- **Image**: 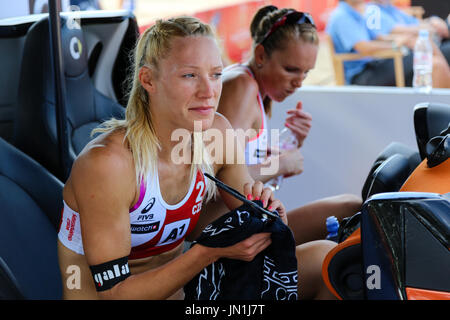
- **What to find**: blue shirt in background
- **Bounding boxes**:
[326,2,377,84]
[367,3,419,37]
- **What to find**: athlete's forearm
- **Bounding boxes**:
[97,244,217,300]
[247,157,282,183]
[353,40,396,55]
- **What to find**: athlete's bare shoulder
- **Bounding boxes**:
[219,66,260,131]
[64,128,136,210]
[222,65,259,98]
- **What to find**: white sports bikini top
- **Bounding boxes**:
[223,64,268,165]
[58,169,206,260]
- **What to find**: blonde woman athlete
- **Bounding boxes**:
[57,16,336,300]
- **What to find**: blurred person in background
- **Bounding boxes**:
[119,0,135,11]
[326,0,450,87]
[70,0,100,11]
[369,0,450,64]
[195,6,362,247]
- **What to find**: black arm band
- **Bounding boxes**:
[89,256,131,292]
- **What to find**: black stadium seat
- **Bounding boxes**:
[0,257,24,299]
[363,153,412,200]
[414,102,450,160]
[361,142,421,201]
[13,16,125,181]
[361,102,450,200]
[0,137,62,299]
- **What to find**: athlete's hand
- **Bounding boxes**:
[215,232,273,261]
[243,181,288,225]
[285,101,312,147]
[279,147,304,178]
[265,145,303,181]
[427,16,449,39]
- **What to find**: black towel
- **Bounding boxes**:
[184,201,298,300]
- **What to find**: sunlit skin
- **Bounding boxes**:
[58,34,287,300]
[254,39,318,102]
[140,36,223,134]
[208,25,361,301]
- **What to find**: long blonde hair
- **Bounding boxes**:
[93,17,217,202]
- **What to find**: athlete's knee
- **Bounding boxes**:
[315,239,337,258]
[432,55,450,74]
[299,240,336,266]
[338,193,362,211]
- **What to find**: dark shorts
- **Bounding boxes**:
[351,51,414,87]
[351,41,450,87]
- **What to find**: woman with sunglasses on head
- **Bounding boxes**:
[209,6,362,246]
[57,15,336,300]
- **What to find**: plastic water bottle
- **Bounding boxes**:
[267,127,298,191]
[413,29,433,94]
[326,216,340,242]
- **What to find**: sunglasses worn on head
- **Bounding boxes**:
[258,10,316,45]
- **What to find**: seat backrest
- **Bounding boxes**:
[13,16,125,180]
[323,33,404,87]
[0,257,24,300]
[324,33,345,86]
[401,121,450,194]
[361,142,421,201]
[365,154,413,199]
[0,137,63,299]
[414,102,450,160]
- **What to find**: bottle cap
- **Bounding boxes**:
[326,216,339,233]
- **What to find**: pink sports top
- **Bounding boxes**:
[58,169,206,260]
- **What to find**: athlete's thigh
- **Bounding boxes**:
[296,240,336,300]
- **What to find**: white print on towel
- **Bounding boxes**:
[202,209,269,237]
[202,209,248,236]
[195,261,225,300]
[261,256,298,300]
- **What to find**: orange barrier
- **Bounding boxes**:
[392,0,412,8]
[271,0,338,32]
[406,287,450,300]
[196,0,340,63]
[137,0,340,64]
[322,157,450,300]
[137,0,415,64]
[400,159,450,194]
[194,1,264,64]
[321,228,361,300]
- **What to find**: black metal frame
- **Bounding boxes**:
[48,0,70,181]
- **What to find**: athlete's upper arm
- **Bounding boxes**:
[210,113,254,210]
[218,74,259,131]
[69,144,136,267]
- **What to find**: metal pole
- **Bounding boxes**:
[48,0,70,181]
